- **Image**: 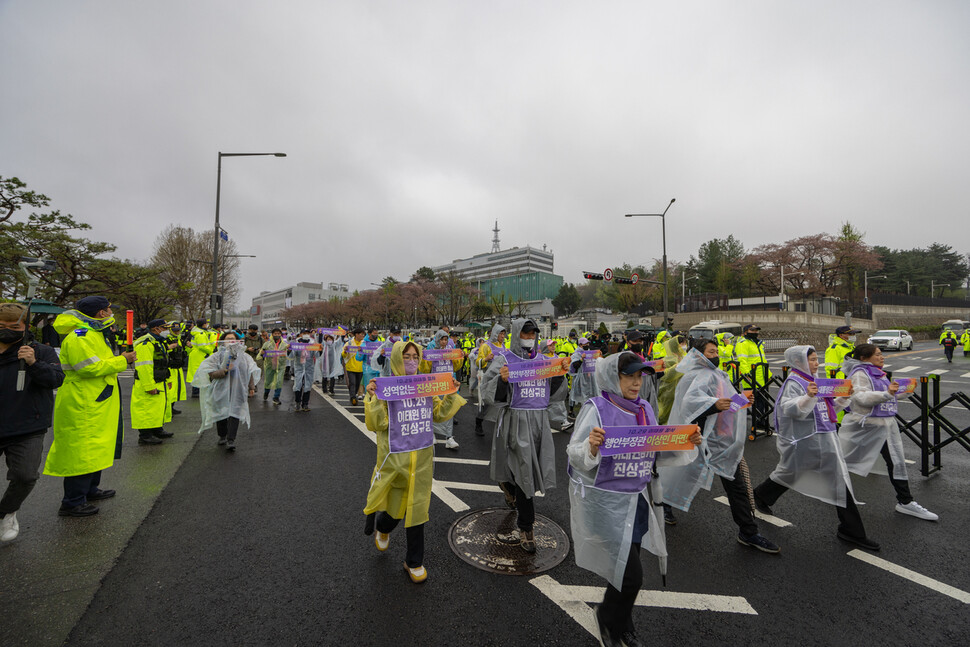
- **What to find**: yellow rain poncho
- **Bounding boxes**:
[44,310,129,477]
[363,341,465,527]
[130,333,172,429]
[186,326,215,383]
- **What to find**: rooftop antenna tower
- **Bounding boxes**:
[491,220,501,253]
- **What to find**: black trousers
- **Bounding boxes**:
[375,512,425,567]
[0,432,45,515]
[514,483,535,531]
[326,377,335,394]
[944,347,954,362]
[294,389,311,406]
[721,462,758,536]
[347,371,363,400]
[599,542,642,638]
[755,477,866,538]
[62,470,102,508]
[216,417,240,441]
[138,426,164,440]
[881,442,913,504]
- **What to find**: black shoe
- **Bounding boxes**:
[753,492,774,516]
[153,430,174,438]
[520,529,536,554]
[475,426,485,437]
[273,398,282,406]
[263,393,269,401]
[620,631,644,647]
[737,532,781,554]
[592,604,621,647]
[58,503,99,517]
[226,440,236,451]
[138,436,163,445]
[837,530,880,551]
[171,408,182,415]
[86,489,116,501]
[217,438,227,446]
[663,506,677,526]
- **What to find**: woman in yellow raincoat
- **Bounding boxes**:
[363,340,465,583]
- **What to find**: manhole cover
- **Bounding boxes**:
[447,507,570,575]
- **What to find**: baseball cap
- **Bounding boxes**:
[836,326,861,335]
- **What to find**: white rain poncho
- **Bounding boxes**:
[839,357,908,480]
[477,324,509,424]
[290,340,319,393]
[481,318,557,497]
[569,347,599,406]
[315,338,344,381]
[656,337,688,424]
[566,353,696,590]
[661,348,747,511]
[766,345,854,507]
[426,331,460,440]
[192,342,262,434]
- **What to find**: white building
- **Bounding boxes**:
[432,245,555,282]
[250,281,350,329]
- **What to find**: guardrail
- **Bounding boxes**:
[892,373,970,477]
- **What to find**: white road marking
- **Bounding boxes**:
[847,550,970,603]
[891,366,918,373]
[929,370,949,375]
[434,457,490,466]
[713,496,792,527]
[961,373,970,378]
[530,573,757,640]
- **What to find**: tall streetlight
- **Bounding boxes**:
[864,270,887,303]
[211,151,286,324]
[625,198,676,330]
[931,281,950,299]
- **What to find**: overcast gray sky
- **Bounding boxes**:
[3,1,968,308]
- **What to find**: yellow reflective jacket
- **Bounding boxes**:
[187,326,215,382]
[44,311,128,477]
[130,334,172,429]
[824,338,854,379]
[734,336,772,387]
[651,331,668,360]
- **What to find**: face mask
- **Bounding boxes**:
[519,338,535,349]
[0,328,25,344]
[369,335,378,341]
[273,336,281,342]
[403,359,420,375]
[300,337,310,342]
[581,345,589,350]
[746,332,759,340]
[160,330,171,338]
[390,335,401,343]
[629,344,642,353]
[708,356,720,368]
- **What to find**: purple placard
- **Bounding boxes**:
[388,398,434,453]
[288,342,322,352]
[375,373,457,401]
[581,350,597,374]
[506,357,566,383]
[599,425,698,455]
[422,348,464,361]
[728,393,751,412]
[262,349,285,357]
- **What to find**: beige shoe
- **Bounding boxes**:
[375,532,390,552]
[404,563,427,583]
[1,512,19,542]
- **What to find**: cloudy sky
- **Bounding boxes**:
[3,1,968,308]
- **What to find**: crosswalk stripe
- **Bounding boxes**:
[960,373,970,378]
[713,497,792,527]
[892,366,918,373]
[929,369,949,375]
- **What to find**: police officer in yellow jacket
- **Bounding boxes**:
[715,332,735,375]
[734,324,773,430]
[166,321,189,415]
[131,319,175,445]
[44,297,136,517]
[652,330,669,360]
[187,318,215,395]
[824,326,858,379]
[961,329,970,358]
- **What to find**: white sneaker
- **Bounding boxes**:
[444,437,459,450]
[560,421,574,432]
[1,512,19,542]
[375,532,390,552]
[895,501,939,521]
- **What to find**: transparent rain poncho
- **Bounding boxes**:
[568,346,599,406]
[290,341,318,392]
[566,353,696,590]
[476,324,508,423]
[661,348,747,511]
[766,345,855,507]
[315,338,344,380]
[656,336,687,424]
[192,342,261,434]
[838,357,908,480]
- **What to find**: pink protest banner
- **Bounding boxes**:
[288,342,322,351]
[262,349,286,357]
[506,357,567,383]
[375,373,458,401]
[422,348,465,361]
[894,378,917,395]
[599,425,699,455]
[816,378,852,398]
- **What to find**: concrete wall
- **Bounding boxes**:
[871,304,970,332]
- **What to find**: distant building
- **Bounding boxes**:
[250,281,350,328]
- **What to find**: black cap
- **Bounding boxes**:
[196,318,208,326]
[836,326,861,335]
[147,318,168,329]
[75,296,110,317]
[390,325,402,334]
[743,324,761,332]
[248,324,258,330]
[618,351,653,375]
[626,330,644,342]
[521,321,539,334]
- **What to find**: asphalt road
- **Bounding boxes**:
[3,342,969,646]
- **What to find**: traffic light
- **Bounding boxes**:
[552,322,559,330]
[583,272,604,281]
[614,276,634,285]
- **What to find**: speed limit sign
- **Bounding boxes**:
[631,273,639,285]
[604,268,614,282]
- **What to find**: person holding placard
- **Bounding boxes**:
[421,330,464,449]
[258,329,288,405]
[363,341,465,583]
[839,344,938,521]
[473,323,509,437]
[290,329,319,412]
[193,333,260,451]
[481,318,570,553]
[543,340,572,431]
[567,351,700,647]
[752,346,883,551]
[662,340,779,554]
[342,328,367,406]
[568,336,599,416]
[371,324,403,379]
[316,333,343,395]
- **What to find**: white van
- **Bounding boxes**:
[688,320,744,341]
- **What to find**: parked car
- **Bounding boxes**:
[868,329,914,351]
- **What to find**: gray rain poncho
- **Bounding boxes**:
[481,318,556,497]
[477,323,508,423]
[315,337,344,381]
[661,348,747,511]
[290,339,318,393]
[839,357,908,480]
[566,353,696,590]
[767,345,854,507]
[192,342,262,434]
[546,342,569,427]
[568,347,599,406]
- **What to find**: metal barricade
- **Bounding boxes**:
[733,363,788,441]
[894,374,970,477]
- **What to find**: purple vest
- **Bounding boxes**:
[573,395,656,494]
[784,374,837,433]
[387,397,434,453]
[850,364,897,417]
[506,353,550,410]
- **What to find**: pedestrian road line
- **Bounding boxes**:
[713,497,792,527]
[529,574,757,641]
[891,366,918,373]
[961,373,970,378]
[847,550,970,604]
[926,357,946,362]
[928,369,949,375]
[435,457,490,466]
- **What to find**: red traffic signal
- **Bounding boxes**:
[614,276,634,285]
[583,272,604,281]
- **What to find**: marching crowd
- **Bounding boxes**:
[0,295,944,647]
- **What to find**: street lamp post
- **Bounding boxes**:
[211,152,286,325]
[625,198,676,330]
[931,281,950,299]
[864,270,887,303]
[681,273,698,303]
